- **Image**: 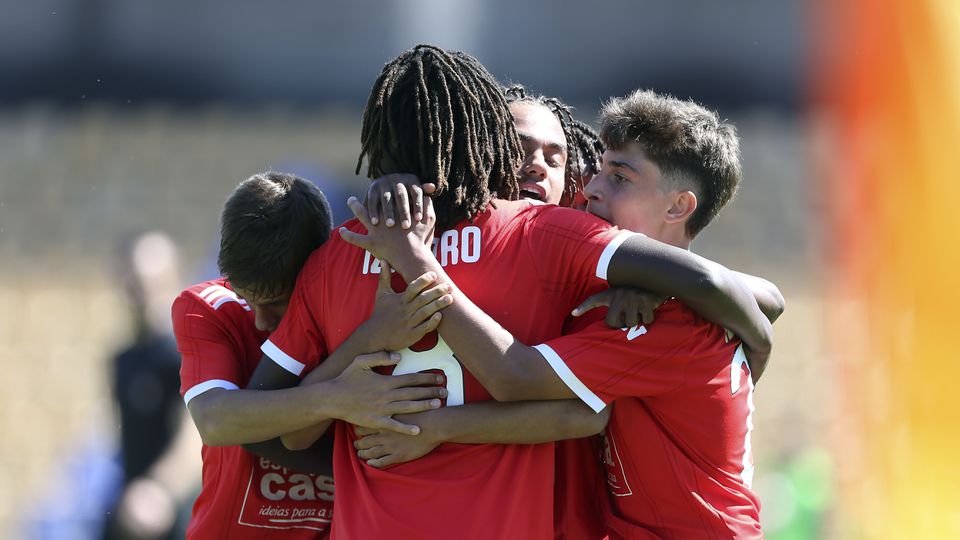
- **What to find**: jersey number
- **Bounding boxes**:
[731,345,755,487]
[392,335,465,406]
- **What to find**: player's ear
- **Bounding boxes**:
[665,191,697,224]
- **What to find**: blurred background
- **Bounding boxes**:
[0,1,956,538]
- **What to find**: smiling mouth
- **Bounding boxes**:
[519,182,546,202]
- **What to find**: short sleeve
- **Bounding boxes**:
[534,306,693,412]
[173,292,244,405]
[524,206,636,300]
[261,254,328,377]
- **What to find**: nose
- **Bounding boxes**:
[253,308,278,333]
[582,174,602,201]
[521,151,548,180]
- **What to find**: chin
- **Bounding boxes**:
[585,206,607,221]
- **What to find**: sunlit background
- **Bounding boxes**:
[1,1,956,538]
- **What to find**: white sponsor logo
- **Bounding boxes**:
[257,458,334,502]
[237,457,333,530]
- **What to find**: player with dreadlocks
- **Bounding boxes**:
[356,47,521,230]
[251,44,772,538]
[505,84,604,206]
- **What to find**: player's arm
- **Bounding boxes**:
[188,267,449,446]
[577,272,783,330]
[243,263,452,451]
[363,179,774,360]
[732,271,785,323]
[339,200,770,399]
[603,234,773,369]
[352,400,610,468]
[225,348,444,472]
[187,348,425,445]
[175,292,341,447]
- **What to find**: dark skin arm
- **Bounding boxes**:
[241,433,335,476]
[732,271,785,323]
[352,400,610,468]
[366,177,777,372]
[340,196,773,401]
[604,234,772,367]
[575,274,783,329]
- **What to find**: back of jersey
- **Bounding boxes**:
[266,200,630,539]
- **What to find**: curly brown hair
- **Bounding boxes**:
[600,89,741,237]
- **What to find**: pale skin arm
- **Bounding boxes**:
[237,262,454,453]
[352,401,611,468]
[187,264,452,447]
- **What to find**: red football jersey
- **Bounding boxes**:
[553,436,608,540]
[262,200,633,540]
[174,279,334,539]
[535,299,762,539]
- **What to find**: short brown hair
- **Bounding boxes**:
[217,172,332,299]
[600,89,741,237]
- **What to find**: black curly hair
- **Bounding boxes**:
[357,45,524,230]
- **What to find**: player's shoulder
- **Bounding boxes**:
[528,203,612,232]
[301,217,367,271]
[488,199,611,231]
[175,278,251,314]
[311,218,366,259]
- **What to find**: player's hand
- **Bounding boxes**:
[742,344,770,384]
[572,287,668,328]
[364,261,452,351]
[340,194,437,269]
[326,352,447,435]
[365,173,437,229]
[352,411,443,468]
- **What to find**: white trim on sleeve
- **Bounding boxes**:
[595,231,637,281]
[183,379,240,406]
[533,344,607,413]
[261,339,306,376]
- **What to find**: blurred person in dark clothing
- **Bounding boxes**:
[103,231,201,540]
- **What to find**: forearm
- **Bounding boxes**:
[414,400,608,445]
[188,385,338,446]
[382,244,574,401]
[607,236,772,355]
[279,326,386,449]
[244,434,334,476]
[301,322,381,384]
[732,270,785,323]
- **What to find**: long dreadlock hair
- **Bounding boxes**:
[356,45,523,230]
[504,85,604,201]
